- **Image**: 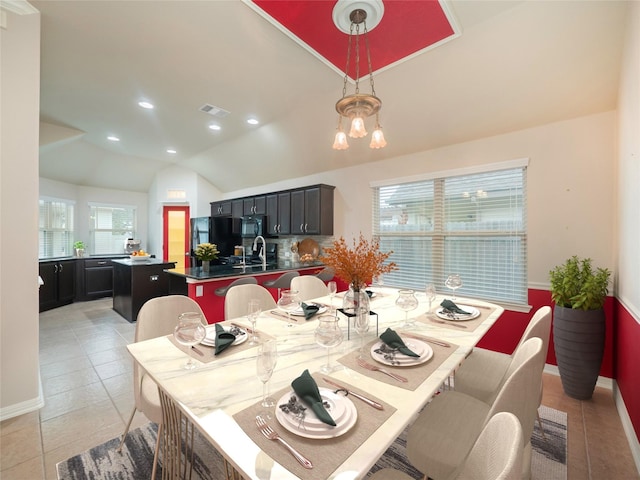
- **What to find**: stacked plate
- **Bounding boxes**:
[290,302,328,317]
[370,338,433,366]
[275,388,357,439]
[435,305,480,321]
[200,325,247,347]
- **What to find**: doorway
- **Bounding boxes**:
[163,206,190,268]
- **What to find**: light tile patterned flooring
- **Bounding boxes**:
[1,298,639,479]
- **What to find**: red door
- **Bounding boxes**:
[163,206,190,268]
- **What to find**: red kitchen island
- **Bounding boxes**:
[166,262,329,323]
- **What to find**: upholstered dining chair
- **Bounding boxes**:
[369,411,524,480]
[224,284,277,320]
[117,295,207,480]
[454,306,551,436]
[290,274,329,301]
[389,337,544,480]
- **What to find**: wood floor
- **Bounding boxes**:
[1,298,639,479]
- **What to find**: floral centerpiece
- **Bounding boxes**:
[319,234,397,292]
[194,242,219,261]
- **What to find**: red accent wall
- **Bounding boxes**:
[614,300,640,442]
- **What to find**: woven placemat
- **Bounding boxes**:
[232,373,395,479]
[417,304,497,332]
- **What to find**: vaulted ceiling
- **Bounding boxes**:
[32,0,628,193]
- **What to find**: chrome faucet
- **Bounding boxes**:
[253,235,266,271]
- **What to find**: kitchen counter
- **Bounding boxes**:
[167,260,325,282]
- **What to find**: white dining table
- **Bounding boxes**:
[126,287,504,480]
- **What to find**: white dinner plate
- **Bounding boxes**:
[290,303,328,317]
[436,305,480,321]
[275,388,357,439]
[370,338,434,367]
[201,325,247,347]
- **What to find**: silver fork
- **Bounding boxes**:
[255,415,313,469]
[357,358,408,382]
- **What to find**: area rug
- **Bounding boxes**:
[57,406,567,480]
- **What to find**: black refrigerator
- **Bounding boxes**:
[189,216,239,267]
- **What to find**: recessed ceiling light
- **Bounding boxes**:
[247,117,259,125]
[107,136,120,142]
[209,124,222,131]
[138,100,154,109]
[166,148,177,154]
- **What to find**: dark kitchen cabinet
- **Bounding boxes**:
[39,259,76,312]
[291,185,334,235]
[266,191,291,235]
[211,200,232,217]
[232,199,244,218]
[243,195,266,216]
[75,256,128,301]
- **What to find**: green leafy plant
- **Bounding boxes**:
[549,256,610,310]
[74,241,86,249]
[194,242,219,261]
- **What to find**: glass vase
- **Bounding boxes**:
[342,285,370,339]
[202,260,210,273]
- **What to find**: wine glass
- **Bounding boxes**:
[445,274,463,300]
[256,339,278,417]
[425,284,437,313]
[327,281,337,313]
[247,299,261,345]
[315,314,343,373]
[354,310,370,359]
[277,289,300,326]
[173,312,206,370]
[396,289,419,328]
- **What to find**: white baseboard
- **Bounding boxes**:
[543,364,614,390]
[613,381,640,475]
[0,375,44,422]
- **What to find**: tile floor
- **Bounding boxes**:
[1,298,639,480]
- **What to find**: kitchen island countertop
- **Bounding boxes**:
[167,261,325,282]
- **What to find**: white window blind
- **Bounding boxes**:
[90,204,137,255]
[373,166,527,305]
[39,198,75,258]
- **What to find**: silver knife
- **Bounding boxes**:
[401,333,451,348]
[322,378,384,410]
[269,310,293,320]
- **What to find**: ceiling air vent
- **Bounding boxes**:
[199,104,230,118]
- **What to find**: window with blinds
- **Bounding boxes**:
[373,164,527,306]
[39,198,75,258]
[90,204,137,255]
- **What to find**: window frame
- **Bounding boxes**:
[89,202,138,255]
[39,196,75,259]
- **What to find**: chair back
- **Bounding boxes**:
[290,275,329,301]
[514,305,552,360]
[225,284,277,320]
[454,412,524,480]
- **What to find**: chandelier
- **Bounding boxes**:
[332,0,387,150]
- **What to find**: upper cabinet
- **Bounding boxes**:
[266,191,291,235]
[243,195,266,216]
[290,185,335,236]
[211,200,232,217]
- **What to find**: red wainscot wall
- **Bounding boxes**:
[614,299,640,442]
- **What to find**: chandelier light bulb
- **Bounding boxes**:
[349,116,367,138]
[370,126,387,149]
[333,130,349,150]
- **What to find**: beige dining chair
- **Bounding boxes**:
[454,305,551,436]
[290,274,329,301]
[369,411,524,480]
[224,284,277,320]
[117,295,206,480]
[393,337,544,480]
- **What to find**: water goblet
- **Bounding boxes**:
[396,289,419,328]
[173,312,206,370]
[256,339,278,417]
[277,289,300,327]
[315,314,343,373]
[327,281,337,313]
[247,299,261,345]
[445,274,463,300]
[425,284,437,313]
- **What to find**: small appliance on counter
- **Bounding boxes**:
[124,238,142,254]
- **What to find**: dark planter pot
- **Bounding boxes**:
[553,305,605,400]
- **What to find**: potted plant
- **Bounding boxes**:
[549,256,611,399]
[194,242,219,273]
[74,241,86,257]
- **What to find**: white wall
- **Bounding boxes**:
[223,111,616,289]
[617,0,640,317]
[39,178,149,254]
[0,9,43,417]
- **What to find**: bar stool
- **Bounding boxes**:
[315,267,335,281]
[263,271,299,300]
[214,276,257,297]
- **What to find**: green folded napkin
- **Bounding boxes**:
[365,290,374,298]
[214,324,236,355]
[440,299,471,315]
[301,302,319,320]
[291,369,336,426]
[380,327,420,357]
